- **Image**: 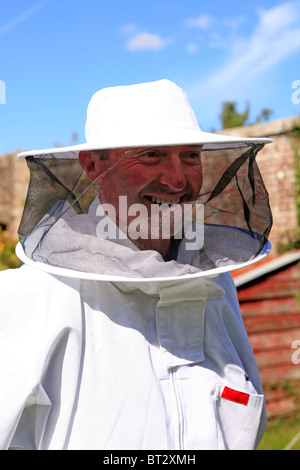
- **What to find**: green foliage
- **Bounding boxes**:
[220,101,250,129]
[258,380,300,450]
[0,229,22,270]
[219,101,273,129]
[277,227,300,253]
[258,411,300,450]
[256,107,273,123]
[292,122,300,226]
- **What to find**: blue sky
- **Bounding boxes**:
[0,0,300,154]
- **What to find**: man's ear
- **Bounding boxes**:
[78,150,103,181]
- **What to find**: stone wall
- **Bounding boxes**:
[220,116,300,253]
[0,152,29,239]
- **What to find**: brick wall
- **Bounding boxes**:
[0,152,29,238]
[220,116,300,253]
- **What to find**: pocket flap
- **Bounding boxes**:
[215,384,265,450]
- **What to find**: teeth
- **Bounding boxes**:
[151,196,180,205]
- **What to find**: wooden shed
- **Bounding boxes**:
[232,251,300,419]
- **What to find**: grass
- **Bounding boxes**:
[258,411,300,450]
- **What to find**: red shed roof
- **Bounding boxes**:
[232,251,300,288]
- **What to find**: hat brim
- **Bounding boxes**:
[17,130,273,160]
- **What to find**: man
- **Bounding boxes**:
[0,79,273,450]
[78,144,203,258]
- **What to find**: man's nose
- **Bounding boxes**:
[158,155,186,191]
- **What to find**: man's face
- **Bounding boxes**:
[79,145,203,256]
[94,145,202,207]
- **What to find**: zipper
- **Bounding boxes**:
[170,368,184,449]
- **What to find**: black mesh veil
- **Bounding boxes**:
[17,142,272,280]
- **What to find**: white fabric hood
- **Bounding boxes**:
[16,197,271,283]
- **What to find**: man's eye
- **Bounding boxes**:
[181,152,201,163]
[139,151,161,161]
[145,151,157,157]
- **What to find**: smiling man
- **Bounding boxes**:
[78,144,203,258]
[0,79,273,450]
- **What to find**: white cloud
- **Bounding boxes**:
[192,1,300,94]
[223,16,245,32]
[257,2,297,35]
[186,42,198,54]
[208,32,227,49]
[184,13,245,52]
[248,25,300,79]
[125,32,169,51]
[120,23,139,36]
[184,14,216,29]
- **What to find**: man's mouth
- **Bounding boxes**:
[144,195,183,206]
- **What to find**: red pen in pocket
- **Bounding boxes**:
[221,386,250,406]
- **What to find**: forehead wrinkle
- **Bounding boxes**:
[107,145,203,171]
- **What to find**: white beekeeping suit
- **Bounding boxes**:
[0,80,273,450]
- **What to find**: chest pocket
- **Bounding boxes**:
[214,383,265,450]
